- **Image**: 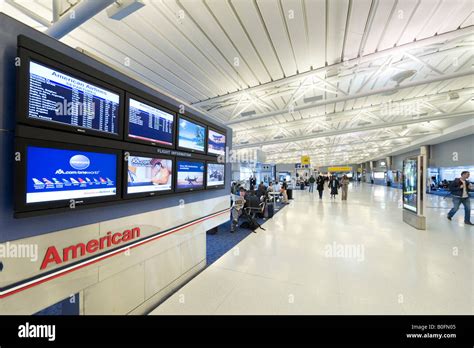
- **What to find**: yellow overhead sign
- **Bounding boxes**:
[301,155,310,165]
[328,166,353,172]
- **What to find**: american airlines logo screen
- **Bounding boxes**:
[26,146,117,204]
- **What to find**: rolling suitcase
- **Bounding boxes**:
[265,202,274,219]
[287,189,293,200]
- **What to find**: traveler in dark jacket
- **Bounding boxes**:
[316,175,325,199]
[447,171,473,225]
[308,175,315,193]
[328,175,340,199]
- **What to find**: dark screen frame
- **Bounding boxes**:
[124,92,176,149]
[205,161,226,189]
[207,126,226,158]
[122,150,175,200]
[176,115,207,154]
[175,157,206,193]
[14,137,123,214]
[16,47,125,140]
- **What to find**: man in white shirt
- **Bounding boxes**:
[447,171,473,225]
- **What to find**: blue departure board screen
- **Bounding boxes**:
[128,98,174,146]
[28,61,119,134]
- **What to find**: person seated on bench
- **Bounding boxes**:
[231,187,247,233]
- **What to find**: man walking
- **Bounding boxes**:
[308,175,315,193]
[447,171,473,225]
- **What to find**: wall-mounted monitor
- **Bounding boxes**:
[403,157,418,213]
[177,116,206,153]
[206,162,225,189]
[207,128,226,156]
[124,151,173,198]
[15,138,121,214]
[17,48,123,139]
[175,159,205,192]
[126,94,175,148]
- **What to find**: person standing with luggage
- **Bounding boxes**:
[329,175,340,199]
[447,171,473,225]
[316,175,325,199]
[309,175,315,193]
[341,175,350,201]
[281,179,289,204]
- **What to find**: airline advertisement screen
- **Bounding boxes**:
[127,155,173,194]
[178,117,205,152]
[206,163,225,187]
[128,98,174,146]
[403,158,418,213]
[26,146,117,204]
[207,129,226,156]
[176,160,204,190]
[28,60,120,134]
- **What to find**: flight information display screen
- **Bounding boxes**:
[206,163,225,187]
[178,117,205,152]
[127,155,173,194]
[176,160,204,190]
[208,129,226,156]
[128,98,174,146]
[28,60,120,134]
[26,146,118,204]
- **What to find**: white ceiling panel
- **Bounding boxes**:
[362,0,396,54]
[257,0,297,76]
[326,0,349,65]
[281,0,311,73]
[343,0,372,60]
[305,0,326,69]
[231,0,284,80]
[377,0,418,51]
[206,0,271,83]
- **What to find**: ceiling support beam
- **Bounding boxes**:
[226,70,472,125]
[45,0,115,39]
[193,26,473,108]
[232,110,472,149]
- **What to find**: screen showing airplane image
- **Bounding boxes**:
[28,60,120,134]
[207,129,226,156]
[207,163,225,187]
[26,146,117,204]
[178,117,205,152]
[127,155,173,194]
[176,160,204,190]
[128,98,174,146]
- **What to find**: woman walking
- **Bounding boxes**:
[316,175,325,199]
[328,175,340,199]
[341,175,350,200]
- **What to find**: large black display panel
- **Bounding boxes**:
[126,95,175,147]
[206,162,225,188]
[207,128,226,156]
[175,158,205,192]
[124,151,174,198]
[17,48,124,139]
[15,138,122,213]
[177,116,206,153]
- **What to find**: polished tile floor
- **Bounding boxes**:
[150,183,473,315]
